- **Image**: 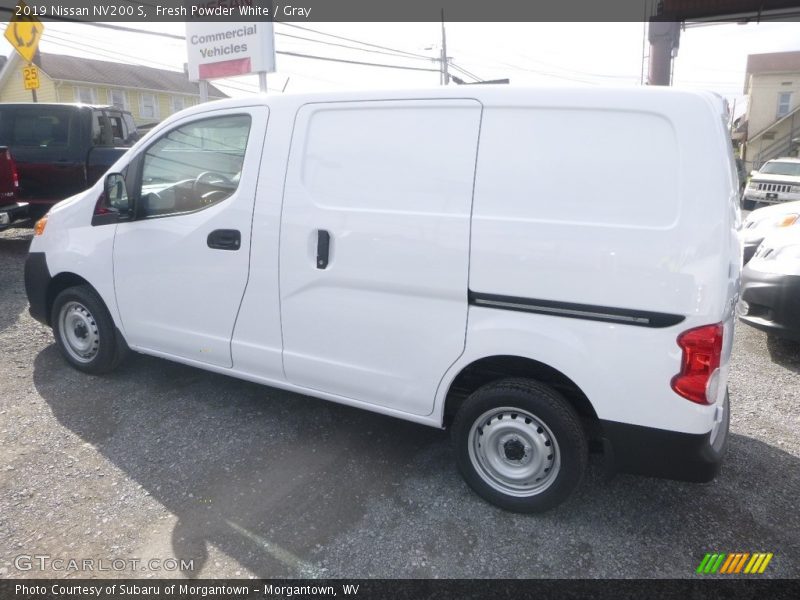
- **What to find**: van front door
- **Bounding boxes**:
[112,108,268,367]
[279,99,482,416]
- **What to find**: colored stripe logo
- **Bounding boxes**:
[696,552,773,574]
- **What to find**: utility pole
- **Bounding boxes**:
[440,10,449,85]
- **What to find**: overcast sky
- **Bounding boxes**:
[4,21,800,118]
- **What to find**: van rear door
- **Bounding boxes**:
[279,99,481,416]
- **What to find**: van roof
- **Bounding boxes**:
[166,85,725,121]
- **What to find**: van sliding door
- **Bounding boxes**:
[279,99,482,416]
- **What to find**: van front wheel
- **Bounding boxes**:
[452,379,587,513]
[51,285,126,374]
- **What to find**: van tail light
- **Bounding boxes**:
[671,323,724,405]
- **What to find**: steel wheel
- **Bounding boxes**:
[57,301,100,364]
[453,378,587,512]
[468,406,561,497]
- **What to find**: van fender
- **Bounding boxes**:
[433,307,599,426]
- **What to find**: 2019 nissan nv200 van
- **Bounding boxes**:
[25,87,742,512]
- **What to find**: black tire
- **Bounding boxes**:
[452,378,588,513]
[51,285,127,374]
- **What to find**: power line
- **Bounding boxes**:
[278,51,439,73]
[52,22,439,74]
[276,31,434,62]
[279,22,432,60]
[449,62,483,82]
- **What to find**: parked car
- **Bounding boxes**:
[739,226,800,342]
[741,157,800,210]
[0,145,26,229]
[0,103,139,218]
[24,88,740,513]
[741,200,800,263]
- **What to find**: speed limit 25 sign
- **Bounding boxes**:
[23,65,39,90]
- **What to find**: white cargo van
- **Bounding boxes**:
[24,88,741,512]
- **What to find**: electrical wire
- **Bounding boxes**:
[278,22,433,60]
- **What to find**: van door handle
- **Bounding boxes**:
[207,229,241,251]
[317,230,331,269]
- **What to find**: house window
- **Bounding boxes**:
[108,89,128,110]
[777,92,792,118]
[171,96,187,113]
[140,93,158,120]
[75,86,97,104]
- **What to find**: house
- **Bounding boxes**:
[0,52,226,126]
[741,50,800,171]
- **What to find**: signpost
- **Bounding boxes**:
[3,1,44,102]
[185,21,276,97]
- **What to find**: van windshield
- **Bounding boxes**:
[0,106,73,148]
[760,161,800,177]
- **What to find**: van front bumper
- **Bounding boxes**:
[24,252,51,325]
[601,392,729,482]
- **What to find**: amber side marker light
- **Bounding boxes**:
[34,216,47,236]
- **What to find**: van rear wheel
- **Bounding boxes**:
[51,285,126,374]
[452,378,587,513]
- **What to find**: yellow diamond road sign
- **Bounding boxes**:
[4,1,44,63]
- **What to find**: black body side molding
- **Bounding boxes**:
[468,291,685,328]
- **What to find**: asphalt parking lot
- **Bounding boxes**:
[1,224,798,579]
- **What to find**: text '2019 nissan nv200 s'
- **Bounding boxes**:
[25,87,742,512]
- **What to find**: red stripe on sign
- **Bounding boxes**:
[198,58,252,79]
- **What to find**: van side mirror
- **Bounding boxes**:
[105,173,130,213]
[93,173,132,227]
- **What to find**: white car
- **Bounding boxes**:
[739,226,800,342]
[741,157,800,210]
[741,200,800,263]
[24,87,740,512]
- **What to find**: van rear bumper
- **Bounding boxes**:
[600,392,729,483]
[24,251,51,325]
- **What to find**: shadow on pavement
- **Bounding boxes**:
[33,345,800,578]
[33,346,446,577]
[766,335,800,374]
[0,232,32,334]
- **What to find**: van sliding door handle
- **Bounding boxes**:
[207,229,241,250]
[317,230,331,269]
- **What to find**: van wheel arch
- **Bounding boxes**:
[46,273,95,326]
[443,355,598,432]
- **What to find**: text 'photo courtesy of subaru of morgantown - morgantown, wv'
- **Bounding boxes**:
[23,86,740,513]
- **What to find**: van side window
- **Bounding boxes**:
[137,114,251,219]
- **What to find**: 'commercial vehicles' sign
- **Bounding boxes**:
[185,21,276,81]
